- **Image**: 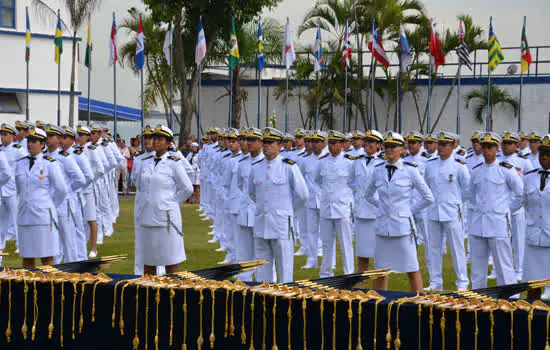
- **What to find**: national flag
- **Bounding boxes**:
[313,20,324,72]
[135,16,145,70]
[367,20,389,68]
[229,19,240,70]
[163,22,172,66]
[257,18,264,72]
[54,11,63,64]
[25,7,31,62]
[195,17,207,66]
[488,18,504,73]
[457,19,472,70]
[429,21,445,71]
[282,17,296,69]
[521,21,532,73]
[109,13,118,67]
[399,24,411,71]
[341,19,352,68]
[84,17,92,69]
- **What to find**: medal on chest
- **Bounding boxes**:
[449,174,453,182]
[40,169,45,180]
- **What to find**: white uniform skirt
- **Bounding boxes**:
[355,218,376,258]
[523,244,550,281]
[19,225,61,258]
[140,225,186,266]
[374,234,419,273]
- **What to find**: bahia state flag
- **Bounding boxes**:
[135,16,145,70]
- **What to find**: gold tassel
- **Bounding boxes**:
[456,309,461,350]
[386,301,394,350]
[120,283,130,336]
[145,287,150,350]
[474,309,479,350]
[198,287,204,349]
[272,295,278,350]
[394,301,404,350]
[48,279,54,339]
[332,299,337,350]
[72,282,78,340]
[170,289,175,347]
[528,307,534,350]
[249,291,256,350]
[92,280,101,323]
[5,279,12,343]
[241,290,248,344]
[133,285,140,350]
[545,308,550,350]
[287,299,292,350]
[182,288,188,350]
[489,310,495,350]
[320,299,325,350]
[79,283,86,334]
[510,310,514,350]
[417,304,422,350]
[373,299,382,350]
[262,294,267,350]
[60,281,65,347]
[429,304,434,350]
[112,280,125,328]
[155,287,161,350]
[230,289,236,337]
[348,299,353,350]
[224,288,229,338]
[21,280,29,340]
[440,308,446,350]
[303,297,308,350]
[209,288,216,349]
[32,280,38,341]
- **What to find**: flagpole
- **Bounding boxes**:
[370,55,374,130]
[228,68,232,128]
[26,47,30,122]
[285,68,289,133]
[140,68,144,151]
[258,68,262,128]
[486,16,493,132]
[57,55,61,126]
[314,71,319,129]
[169,24,174,130]
[427,55,432,133]
[398,55,402,133]
[344,63,348,132]
[198,63,202,140]
[87,52,91,126]
[457,61,461,134]
[518,16,526,132]
[113,12,118,140]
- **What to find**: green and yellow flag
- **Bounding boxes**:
[54,11,63,64]
[488,18,503,73]
[229,19,240,70]
[84,18,92,69]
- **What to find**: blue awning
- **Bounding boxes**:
[78,97,142,121]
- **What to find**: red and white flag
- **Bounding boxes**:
[282,17,295,69]
[367,20,389,68]
[341,19,352,68]
[109,13,118,67]
[429,21,445,71]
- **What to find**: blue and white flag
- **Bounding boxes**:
[314,20,324,72]
[195,17,207,66]
[399,24,411,71]
[135,16,144,70]
[257,18,264,72]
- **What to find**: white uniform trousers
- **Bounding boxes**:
[414,213,430,272]
[55,197,80,263]
[470,235,516,289]
[74,193,89,261]
[254,238,294,283]
[222,213,237,262]
[319,218,354,278]
[0,196,18,242]
[510,211,526,275]
[427,219,469,289]
[295,207,307,252]
[355,218,376,258]
[236,225,255,281]
[97,177,113,241]
[305,208,321,267]
[213,199,225,242]
[110,171,119,223]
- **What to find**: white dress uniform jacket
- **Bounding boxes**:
[0,143,26,241]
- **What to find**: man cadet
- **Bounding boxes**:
[465,131,484,170]
[0,123,27,246]
[314,130,356,277]
[423,132,470,291]
[211,131,232,250]
[522,134,550,299]
[291,128,308,257]
[61,126,94,261]
[468,132,523,289]
[423,133,438,158]
[200,128,220,222]
[75,126,105,257]
[518,131,531,157]
[300,130,329,269]
[353,130,384,272]
[0,148,13,262]
[234,128,265,280]
[529,131,542,169]
[248,127,309,283]
[14,121,31,149]
[102,128,125,225]
[499,131,534,281]
[44,124,86,263]
[346,130,366,157]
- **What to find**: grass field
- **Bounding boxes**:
[2,199,496,292]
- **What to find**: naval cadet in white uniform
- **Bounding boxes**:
[364,132,434,292]
[347,130,366,157]
[136,125,193,275]
[424,132,470,291]
[468,132,523,289]
[15,128,68,268]
[248,128,309,283]
[499,131,534,281]
[0,149,12,262]
[529,131,542,169]
[518,131,532,157]
[522,134,550,299]
[14,121,30,151]
[353,130,384,273]
[315,130,356,278]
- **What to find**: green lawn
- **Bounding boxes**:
[2,200,495,292]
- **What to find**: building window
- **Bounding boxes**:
[0,0,15,29]
[0,93,22,114]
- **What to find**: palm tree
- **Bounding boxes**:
[464,83,519,131]
[32,0,102,127]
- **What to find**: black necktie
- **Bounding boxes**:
[540,170,550,191]
[366,156,373,166]
[29,157,36,170]
[386,165,397,181]
[154,158,161,167]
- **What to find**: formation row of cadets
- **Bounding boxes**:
[196,126,550,296]
[0,121,126,267]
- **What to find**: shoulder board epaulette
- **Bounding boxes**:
[428,157,439,161]
[12,144,21,149]
[44,156,56,162]
[525,168,539,175]
[223,153,231,158]
[457,149,466,156]
[344,154,356,160]
[379,154,387,160]
[455,159,466,165]
[403,161,418,167]
[60,151,70,157]
[135,151,142,157]
[518,153,528,159]
[466,154,474,159]
[74,149,83,155]
[472,163,483,169]
[499,161,513,169]
[318,154,329,160]
[252,158,265,166]
[282,158,296,165]
[216,149,223,153]
[301,152,310,157]
[168,156,180,161]
[355,154,366,159]
[142,155,154,161]
[101,142,109,147]
[401,152,410,158]
[231,153,241,158]
[88,145,97,150]
[467,147,473,152]
[18,156,29,161]
[375,162,385,167]
[239,155,250,162]
[421,152,432,159]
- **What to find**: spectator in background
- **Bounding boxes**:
[128,137,140,188]
[186,142,200,203]
[116,138,130,193]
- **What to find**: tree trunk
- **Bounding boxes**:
[231,66,241,129]
[68,32,78,127]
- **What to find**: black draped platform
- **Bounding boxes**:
[0,274,548,349]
